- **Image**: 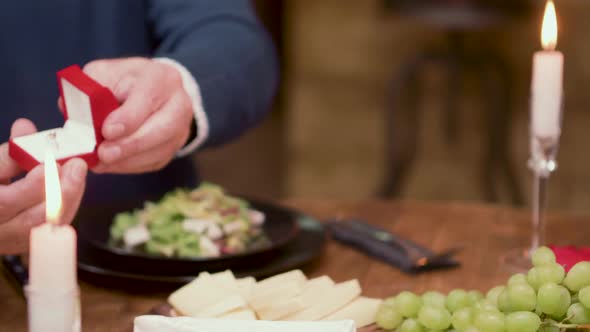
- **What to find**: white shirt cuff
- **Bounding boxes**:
[154,57,209,157]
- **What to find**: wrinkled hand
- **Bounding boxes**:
[78,57,194,174]
[0,119,88,254]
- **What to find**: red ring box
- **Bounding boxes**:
[9,65,119,171]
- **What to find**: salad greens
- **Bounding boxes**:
[109,182,268,258]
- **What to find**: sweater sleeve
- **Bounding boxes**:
[147,0,279,149]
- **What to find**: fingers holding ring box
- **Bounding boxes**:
[9,65,120,171]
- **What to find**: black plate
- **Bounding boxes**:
[75,200,301,276]
[78,214,326,290]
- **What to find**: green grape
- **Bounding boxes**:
[505,311,541,332]
[528,264,565,290]
[400,318,425,332]
[417,305,452,331]
[397,291,423,318]
[497,289,512,313]
[468,291,484,304]
[486,286,505,307]
[383,296,397,308]
[537,283,571,318]
[564,261,590,292]
[531,246,556,267]
[508,273,528,286]
[474,300,499,313]
[464,327,481,332]
[579,285,590,308]
[537,264,565,285]
[526,268,540,290]
[447,289,471,313]
[452,307,475,331]
[422,291,446,308]
[567,303,590,324]
[507,283,537,312]
[376,304,403,330]
[473,311,505,332]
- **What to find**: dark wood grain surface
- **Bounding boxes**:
[1,200,588,332]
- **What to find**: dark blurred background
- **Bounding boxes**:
[196,0,590,213]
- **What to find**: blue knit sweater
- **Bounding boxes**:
[0,0,279,205]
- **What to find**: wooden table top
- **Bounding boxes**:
[1,199,589,332]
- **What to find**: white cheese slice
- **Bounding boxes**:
[193,295,248,318]
[256,297,306,320]
[211,270,238,289]
[252,270,307,294]
[283,279,361,321]
[236,277,257,298]
[323,296,382,328]
[299,276,335,307]
[168,272,237,316]
[219,309,258,321]
[236,276,256,288]
[304,276,335,290]
[248,282,304,311]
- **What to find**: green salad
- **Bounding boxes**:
[109,183,268,258]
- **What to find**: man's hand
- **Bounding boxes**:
[0,119,88,254]
[80,57,194,174]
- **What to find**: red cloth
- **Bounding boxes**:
[549,245,590,271]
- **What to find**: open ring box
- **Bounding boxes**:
[9,65,119,171]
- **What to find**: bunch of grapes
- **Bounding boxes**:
[376,246,590,332]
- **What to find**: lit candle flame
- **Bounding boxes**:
[44,150,62,224]
[541,0,558,51]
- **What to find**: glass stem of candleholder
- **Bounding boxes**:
[530,174,549,252]
[528,135,558,254]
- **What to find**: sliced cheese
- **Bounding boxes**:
[298,276,335,307]
[211,270,238,289]
[219,309,258,321]
[193,295,248,318]
[236,277,257,299]
[168,276,206,316]
[323,296,382,328]
[283,279,361,321]
[236,276,256,288]
[248,282,303,310]
[168,272,237,316]
[304,276,335,290]
[256,297,306,320]
[253,270,306,294]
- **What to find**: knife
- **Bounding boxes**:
[327,219,460,273]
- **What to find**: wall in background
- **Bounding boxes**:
[283,0,590,212]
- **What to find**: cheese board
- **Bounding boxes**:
[139,269,383,332]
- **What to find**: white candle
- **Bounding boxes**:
[531,0,563,139]
[28,149,79,332]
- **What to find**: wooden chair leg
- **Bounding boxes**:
[481,55,525,205]
[379,56,426,198]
